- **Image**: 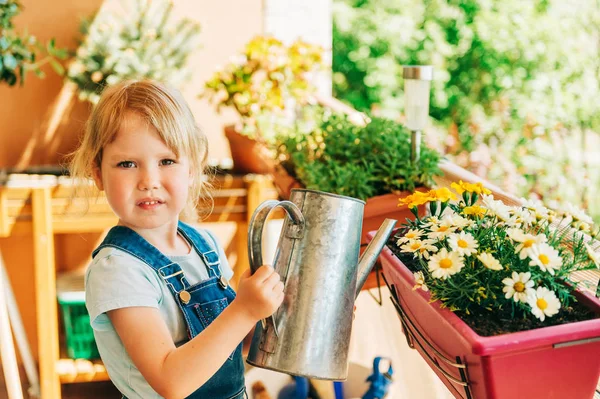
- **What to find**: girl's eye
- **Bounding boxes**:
[161,159,176,166]
[117,161,136,168]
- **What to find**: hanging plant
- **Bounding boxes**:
[0,0,66,86]
[67,0,201,103]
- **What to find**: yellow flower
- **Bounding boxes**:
[429,187,457,202]
[398,191,432,208]
[451,181,466,195]
[462,205,486,217]
[451,180,491,195]
[469,182,492,195]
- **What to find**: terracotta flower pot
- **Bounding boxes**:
[224,125,275,174]
[369,234,600,399]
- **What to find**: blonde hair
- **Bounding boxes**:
[69,79,212,220]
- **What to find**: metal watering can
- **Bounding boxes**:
[246,189,397,380]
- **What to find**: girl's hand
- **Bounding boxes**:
[234,265,284,322]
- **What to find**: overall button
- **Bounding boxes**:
[219,275,228,289]
[179,290,191,304]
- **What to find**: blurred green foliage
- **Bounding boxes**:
[0,0,66,86]
[67,0,200,104]
[333,0,600,219]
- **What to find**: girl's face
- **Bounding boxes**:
[93,111,193,233]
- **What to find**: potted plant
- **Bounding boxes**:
[0,0,66,87]
[201,35,324,174]
[371,181,600,399]
[67,0,200,104]
[274,106,442,245]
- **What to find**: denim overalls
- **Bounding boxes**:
[92,222,246,399]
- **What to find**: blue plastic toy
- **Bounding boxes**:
[277,376,309,399]
[362,356,394,399]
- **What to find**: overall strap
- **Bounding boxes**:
[177,221,222,278]
[92,226,191,295]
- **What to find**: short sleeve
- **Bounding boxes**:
[201,229,234,281]
[85,249,162,331]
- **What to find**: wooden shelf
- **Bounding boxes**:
[56,359,110,384]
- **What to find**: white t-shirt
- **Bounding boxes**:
[85,228,233,399]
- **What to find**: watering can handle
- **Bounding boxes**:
[247,200,305,338]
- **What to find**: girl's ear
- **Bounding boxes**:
[92,165,104,191]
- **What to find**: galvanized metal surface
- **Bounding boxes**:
[246,188,396,379]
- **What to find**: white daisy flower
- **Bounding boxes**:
[509,207,536,228]
[400,238,439,259]
[509,229,547,260]
[447,232,479,256]
[527,287,561,321]
[520,198,550,221]
[428,221,456,240]
[422,216,441,228]
[482,194,511,222]
[563,203,593,225]
[416,239,439,260]
[585,243,600,268]
[502,271,535,302]
[477,252,503,271]
[397,228,425,245]
[400,239,426,255]
[427,248,465,279]
[528,243,562,275]
[443,213,474,229]
[412,271,429,292]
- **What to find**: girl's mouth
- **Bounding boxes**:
[137,199,164,209]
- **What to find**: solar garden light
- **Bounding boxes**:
[403,65,433,164]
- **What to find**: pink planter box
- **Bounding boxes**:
[369,232,600,399]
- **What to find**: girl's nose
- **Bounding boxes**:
[138,168,160,191]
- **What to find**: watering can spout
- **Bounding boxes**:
[355,218,397,298]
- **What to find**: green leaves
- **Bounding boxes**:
[275,107,442,200]
[0,0,67,86]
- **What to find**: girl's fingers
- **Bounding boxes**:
[252,265,274,282]
[273,281,284,293]
[263,271,281,290]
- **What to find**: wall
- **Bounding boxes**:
[0,0,265,170]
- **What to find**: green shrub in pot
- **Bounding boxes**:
[275,106,442,200]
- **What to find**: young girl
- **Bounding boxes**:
[70,80,284,399]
